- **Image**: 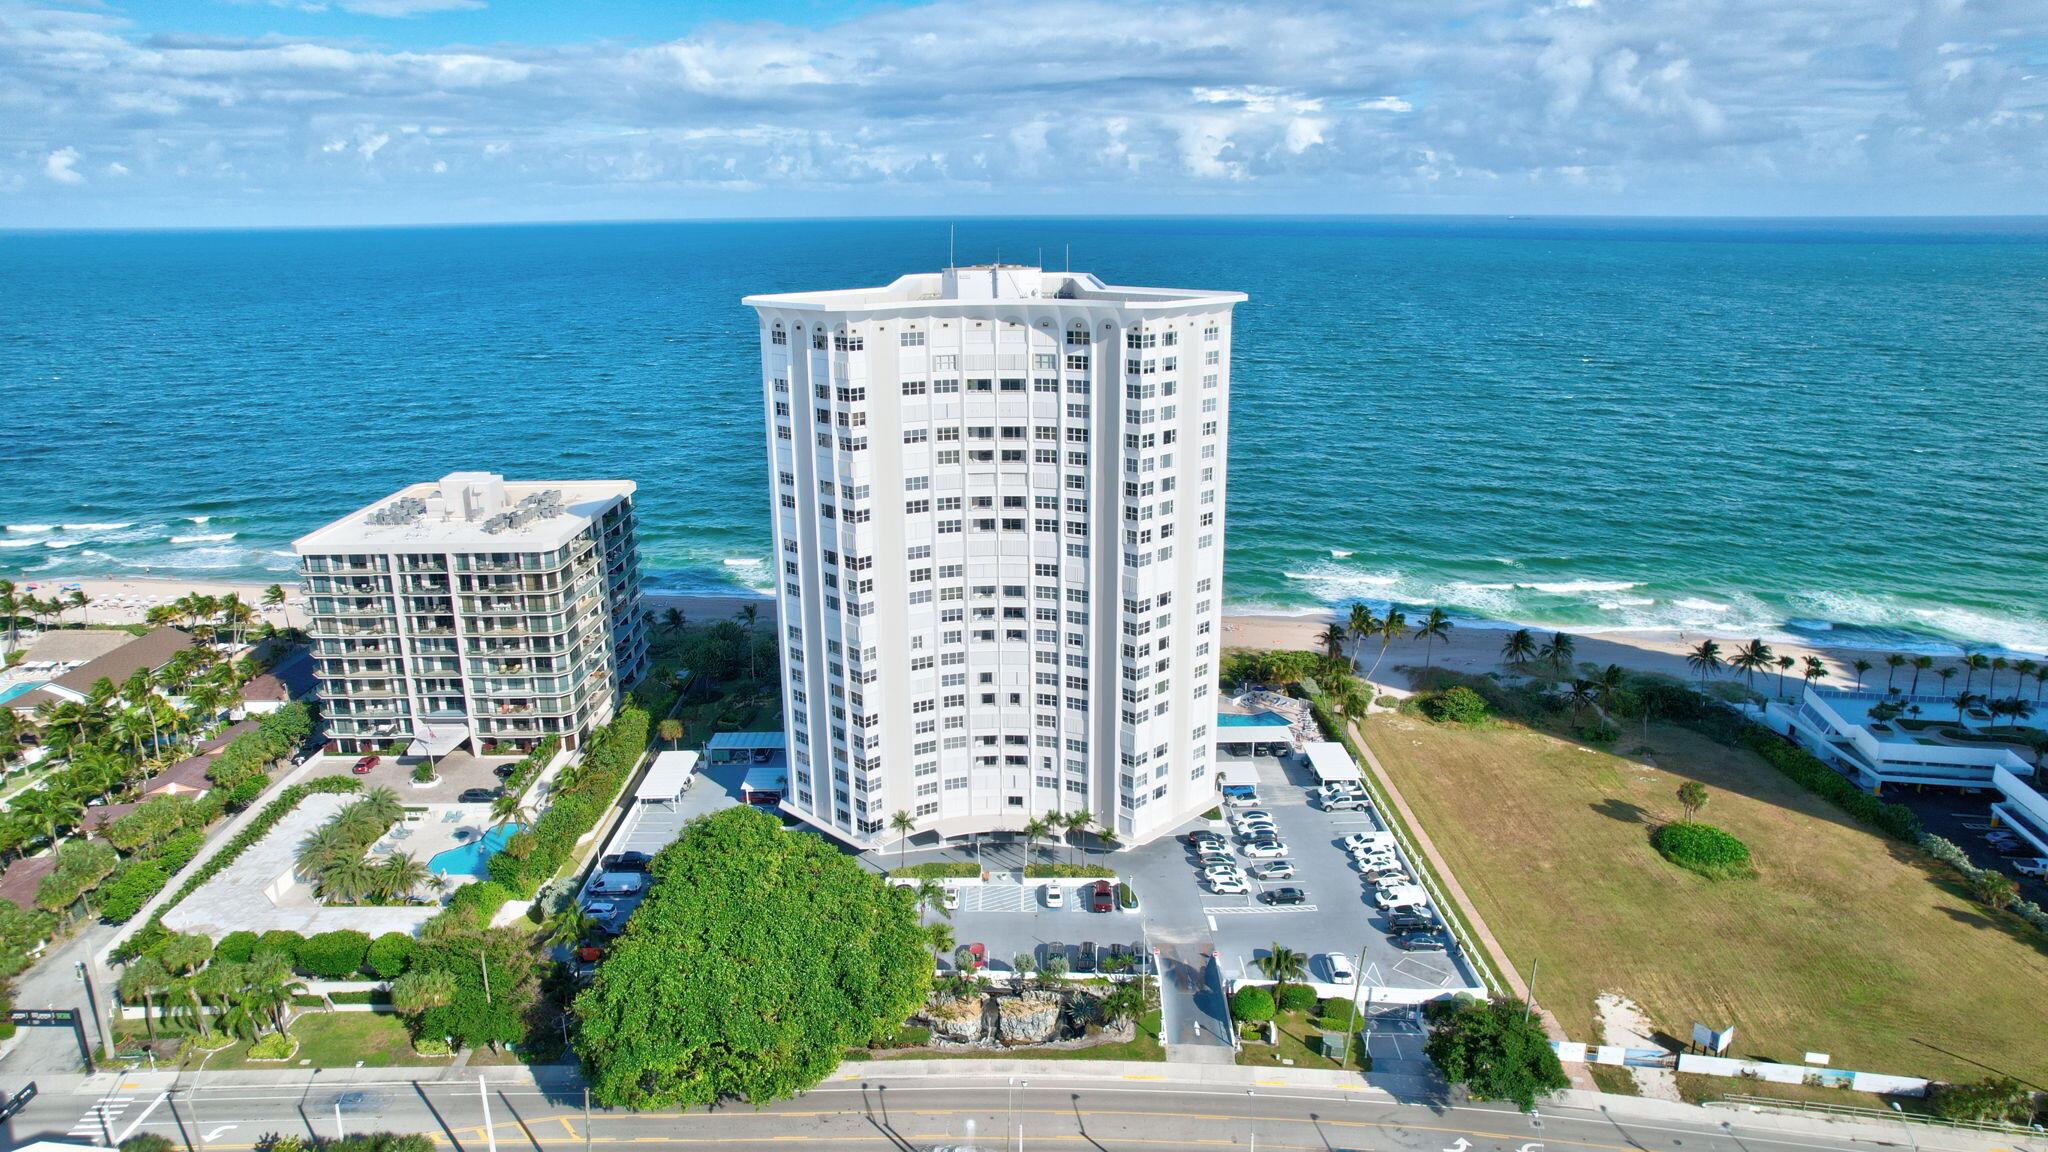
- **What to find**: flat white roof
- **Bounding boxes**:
[295,472,634,554]
[743,266,1244,314]
[1217,761,1261,787]
[638,750,699,801]
[1304,741,1363,783]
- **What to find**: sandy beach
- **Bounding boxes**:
[18,575,2014,698]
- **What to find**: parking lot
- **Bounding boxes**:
[1890,785,2048,902]
[880,750,1484,1007]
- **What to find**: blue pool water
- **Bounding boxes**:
[1217,711,1292,728]
[429,823,521,879]
[0,682,46,707]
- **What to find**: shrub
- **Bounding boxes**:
[1231,984,1275,1023]
[121,1135,177,1152]
[367,932,414,979]
[1420,686,1490,724]
[411,763,435,784]
[95,861,169,924]
[445,880,512,925]
[1575,721,1621,745]
[1375,695,1400,708]
[1277,983,1318,1013]
[1652,821,1753,880]
[153,830,207,875]
[890,862,979,878]
[298,930,372,978]
[1923,1077,2034,1124]
[489,712,646,897]
[1023,864,1115,878]
[247,1031,296,1060]
[256,929,305,962]
[216,930,260,965]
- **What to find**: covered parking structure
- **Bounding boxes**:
[705,730,785,764]
[1304,740,1363,786]
[1216,710,1294,757]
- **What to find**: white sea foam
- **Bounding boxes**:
[0,539,41,549]
[1673,598,1732,612]
[61,522,132,531]
[721,558,764,567]
[4,524,54,533]
[169,533,236,543]
[1525,580,1641,594]
[44,540,81,549]
[1330,549,1354,558]
[186,515,211,523]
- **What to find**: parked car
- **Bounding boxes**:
[1196,851,1236,868]
[592,872,644,895]
[1262,887,1308,906]
[1223,791,1261,807]
[1229,809,1275,827]
[1042,941,1066,966]
[1323,795,1370,812]
[1187,830,1226,848]
[582,901,617,918]
[457,787,501,803]
[1042,883,1065,909]
[1395,932,1447,952]
[1341,832,1394,852]
[1076,941,1097,972]
[351,755,380,774]
[1090,880,1115,913]
[1203,864,1247,882]
[492,762,517,779]
[1207,876,1250,894]
[1322,951,1356,983]
[1250,861,1297,880]
[942,884,961,911]
[602,851,653,873]
[1236,820,1280,836]
[1361,870,1411,887]
[1374,883,1428,908]
[1242,840,1289,859]
[2013,858,2048,878]
[1389,917,1438,936]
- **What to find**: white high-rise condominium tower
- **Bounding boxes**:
[744,265,1243,848]
[294,472,648,758]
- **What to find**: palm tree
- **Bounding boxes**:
[1346,602,1377,669]
[263,584,287,609]
[1989,656,2010,699]
[889,809,916,871]
[1962,653,1989,694]
[661,607,686,633]
[2014,659,2040,701]
[66,589,90,626]
[1500,628,1537,670]
[1254,942,1308,991]
[1850,658,1872,691]
[1094,820,1119,856]
[1412,608,1452,672]
[1774,655,1796,698]
[1316,624,1347,659]
[0,579,20,650]
[1591,663,1630,715]
[1951,691,1981,724]
[1021,816,1052,863]
[1908,655,1934,696]
[926,920,956,965]
[120,955,171,1040]
[2035,665,2048,703]
[734,603,761,678]
[547,907,600,949]
[1884,653,1906,691]
[1365,609,1408,684]
[1936,666,1959,700]
[1685,639,1723,684]
[488,791,531,829]
[657,718,683,749]
[318,856,379,905]
[375,853,430,903]
[1802,655,1829,692]
[1061,809,1093,867]
[1537,632,1576,676]
[1564,679,1598,719]
[1728,639,1773,694]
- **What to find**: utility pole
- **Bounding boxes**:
[76,961,110,1060]
[1341,941,1370,1071]
[583,1086,593,1152]
[1523,956,1540,1025]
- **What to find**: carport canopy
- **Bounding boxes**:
[741,764,788,797]
[1304,741,1362,784]
[637,750,699,803]
[408,721,471,759]
[1216,760,1261,788]
[707,731,786,751]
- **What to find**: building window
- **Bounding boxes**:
[901,330,926,347]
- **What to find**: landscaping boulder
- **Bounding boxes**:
[925,996,984,1043]
[997,991,1063,1045]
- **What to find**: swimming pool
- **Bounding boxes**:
[428,823,522,878]
[0,682,47,707]
[1216,711,1291,727]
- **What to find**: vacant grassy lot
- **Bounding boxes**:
[1362,714,2048,1086]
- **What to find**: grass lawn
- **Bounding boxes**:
[1236,1008,1368,1071]
[130,1012,458,1071]
[1361,714,2048,1086]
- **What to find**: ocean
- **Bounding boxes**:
[3,217,2045,655]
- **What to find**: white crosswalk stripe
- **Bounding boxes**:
[1203,904,1319,915]
[68,1093,133,1138]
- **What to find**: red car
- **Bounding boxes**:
[351,755,380,774]
[1089,879,1114,913]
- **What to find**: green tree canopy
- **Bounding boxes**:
[574,805,932,1109]
[1422,996,1569,1111]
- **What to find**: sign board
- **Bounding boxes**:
[7,1008,76,1027]
[1805,1052,1831,1065]
[1690,1021,1734,1054]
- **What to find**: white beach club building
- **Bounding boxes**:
[1753,685,2033,792]
[744,265,1244,848]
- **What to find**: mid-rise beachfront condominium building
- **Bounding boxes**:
[293,472,647,757]
[744,265,1244,847]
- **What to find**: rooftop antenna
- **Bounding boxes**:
[948,223,955,268]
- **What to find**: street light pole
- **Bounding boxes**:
[76,961,111,1060]
[1017,1079,1028,1152]
[1341,941,1369,1071]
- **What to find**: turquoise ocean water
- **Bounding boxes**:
[3,217,2044,654]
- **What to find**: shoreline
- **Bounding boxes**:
[17,575,2040,690]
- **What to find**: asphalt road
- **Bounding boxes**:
[1,1070,1947,1152]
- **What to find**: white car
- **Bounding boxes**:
[1207,876,1250,894]
[941,885,961,911]
[1042,883,1064,908]
[1321,952,1356,983]
[1203,864,1246,881]
[1237,824,1280,841]
[1242,840,1289,859]
[1374,883,1429,909]
[1341,832,1394,852]
[1229,810,1275,827]
[1351,849,1400,869]
[583,901,617,918]
[1250,861,1297,880]
[2013,858,2048,878]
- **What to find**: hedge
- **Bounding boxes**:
[485,708,649,897]
[1687,711,1920,840]
[367,932,414,979]
[890,862,979,879]
[128,774,361,944]
[215,930,260,965]
[500,735,561,800]
[95,860,170,923]
[256,929,305,960]
[1276,983,1318,1013]
[1023,864,1116,878]
[298,930,372,979]
[1420,686,1490,724]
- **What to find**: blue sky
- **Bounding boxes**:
[4,0,2045,227]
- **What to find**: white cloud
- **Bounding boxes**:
[0,0,2043,223]
[42,147,83,184]
[255,0,487,17]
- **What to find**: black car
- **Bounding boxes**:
[457,787,502,803]
[493,763,517,779]
[602,851,653,873]
[1041,941,1066,968]
[1395,932,1447,952]
[1388,917,1439,935]
[1262,887,1308,906]
[1187,831,1225,848]
[1076,941,1097,973]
